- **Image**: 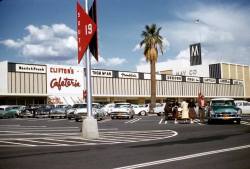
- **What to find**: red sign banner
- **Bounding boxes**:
[77,2,97,64]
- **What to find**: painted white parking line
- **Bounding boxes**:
[114,145,250,169]
[0,130,177,147]
[99,128,118,131]
[44,138,89,144]
[0,140,36,147]
[125,118,142,124]
[241,121,250,125]
[19,139,68,146]
[158,118,163,124]
[0,125,20,127]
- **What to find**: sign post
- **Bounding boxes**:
[77,0,99,139]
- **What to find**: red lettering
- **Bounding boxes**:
[50,77,80,91]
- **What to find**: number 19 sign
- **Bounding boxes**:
[77,2,97,64]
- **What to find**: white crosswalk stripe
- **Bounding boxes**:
[0,125,177,147]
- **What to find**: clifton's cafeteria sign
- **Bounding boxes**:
[47,65,84,95]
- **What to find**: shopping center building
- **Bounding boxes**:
[0,61,248,105]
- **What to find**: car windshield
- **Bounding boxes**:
[211,100,235,106]
[72,104,87,108]
[115,104,130,108]
[57,105,65,108]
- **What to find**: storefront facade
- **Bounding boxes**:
[0,61,247,105]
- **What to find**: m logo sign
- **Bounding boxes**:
[190,43,202,66]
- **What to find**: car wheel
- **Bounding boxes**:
[111,117,114,119]
[157,113,161,116]
[236,120,241,124]
[140,111,146,116]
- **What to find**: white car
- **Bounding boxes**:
[67,103,100,121]
[110,103,134,119]
[101,103,115,115]
[153,103,166,116]
[235,100,250,114]
[132,104,149,116]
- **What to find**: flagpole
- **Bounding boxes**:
[85,0,92,118]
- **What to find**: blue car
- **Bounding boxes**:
[207,98,241,124]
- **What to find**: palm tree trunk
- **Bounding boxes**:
[150,60,156,112]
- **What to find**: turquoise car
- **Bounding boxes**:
[207,98,241,124]
[0,110,16,118]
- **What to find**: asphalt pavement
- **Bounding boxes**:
[0,115,250,169]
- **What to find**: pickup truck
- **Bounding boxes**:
[235,100,250,115]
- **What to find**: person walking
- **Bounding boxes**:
[163,99,172,124]
[181,99,189,123]
[172,101,179,124]
[188,99,196,124]
[198,93,206,123]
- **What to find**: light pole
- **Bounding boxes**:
[81,0,99,139]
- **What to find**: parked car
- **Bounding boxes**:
[19,107,34,118]
[110,103,134,119]
[101,103,115,116]
[132,104,149,116]
[207,98,241,124]
[0,105,25,118]
[153,103,166,116]
[93,108,106,121]
[50,105,72,119]
[0,110,16,118]
[235,100,250,115]
[35,105,55,118]
[72,103,102,122]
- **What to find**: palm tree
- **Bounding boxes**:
[140,24,164,111]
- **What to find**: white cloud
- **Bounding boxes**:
[91,56,126,67]
[0,24,77,62]
[137,48,217,77]
[136,3,250,74]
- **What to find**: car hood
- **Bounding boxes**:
[211,106,237,113]
[111,108,130,112]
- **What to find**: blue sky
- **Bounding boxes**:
[0,0,250,73]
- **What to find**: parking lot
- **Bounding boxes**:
[0,115,250,169]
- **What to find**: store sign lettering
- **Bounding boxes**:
[91,70,113,77]
[119,72,139,79]
[16,64,46,73]
[50,77,80,91]
[203,78,216,84]
[50,67,74,74]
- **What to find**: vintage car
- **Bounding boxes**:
[110,103,134,119]
[132,104,149,116]
[0,110,16,118]
[101,103,115,116]
[73,103,103,122]
[153,103,166,116]
[235,100,250,115]
[35,105,55,118]
[207,98,241,124]
[49,105,72,118]
[0,105,27,118]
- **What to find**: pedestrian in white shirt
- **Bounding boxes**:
[181,100,189,123]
